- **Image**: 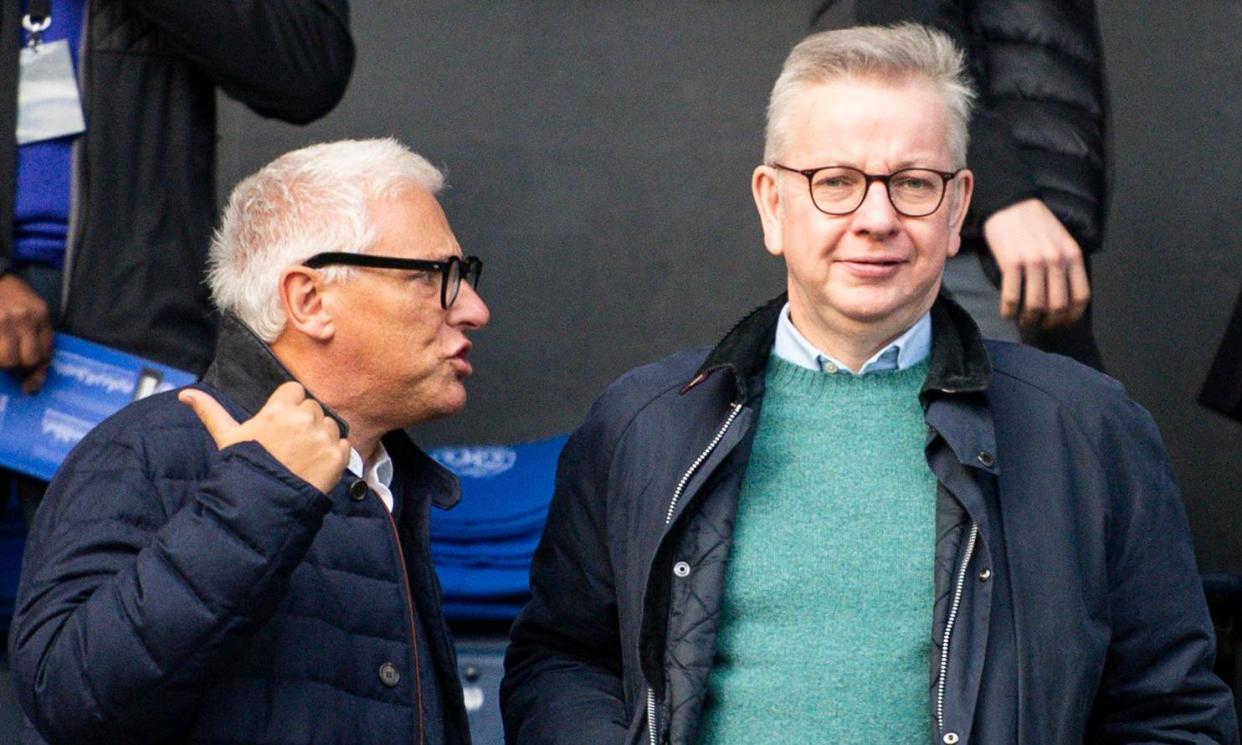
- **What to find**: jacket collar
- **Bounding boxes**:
[201,313,460,510]
[202,313,352,434]
[684,290,992,403]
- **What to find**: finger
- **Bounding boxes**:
[35,320,53,366]
[1043,257,1071,329]
[998,263,1022,319]
[21,362,49,395]
[319,412,343,441]
[1067,260,1091,323]
[16,324,43,369]
[1020,264,1047,329]
[178,389,241,445]
[265,381,308,410]
[0,330,17,369]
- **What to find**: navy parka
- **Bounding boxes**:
[502,293,1237,745]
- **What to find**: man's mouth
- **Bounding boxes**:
[449,344,473,377]
[839,256,906,277]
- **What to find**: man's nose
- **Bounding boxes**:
[450,280,490,330]
[851,180,901,236]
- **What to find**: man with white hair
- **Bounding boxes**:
[501,25,1236,745]
[9,138,488,744]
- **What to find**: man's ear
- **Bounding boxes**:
[945,168,974,258]
[279,266,335,341]
[752,165,785,258]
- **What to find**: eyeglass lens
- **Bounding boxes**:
[442,257,482,309]
[808,167,947,217]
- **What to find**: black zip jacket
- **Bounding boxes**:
[501,293,1236,744]
[0,0,354,373]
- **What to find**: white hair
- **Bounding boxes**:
[765,23,976,167]
[208,138,445,342]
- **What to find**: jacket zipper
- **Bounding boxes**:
[648,402,744,745]
[936,521,979,737]
[379,495,426,745]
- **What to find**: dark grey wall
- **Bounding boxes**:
[218,1,1242,573]
[1093,0,1242,574]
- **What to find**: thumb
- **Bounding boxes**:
[178,388,240,446]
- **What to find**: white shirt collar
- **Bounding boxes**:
[347,443,395,512]
[773,302,932,375]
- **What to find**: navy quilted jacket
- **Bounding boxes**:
[9,315,471,744]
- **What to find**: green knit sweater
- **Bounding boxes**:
[696,355,936,745]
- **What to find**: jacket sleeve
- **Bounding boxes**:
[1086,399,1240,743]
[123,0,354,123]
[8,424,335,744]
[501,405,631,744]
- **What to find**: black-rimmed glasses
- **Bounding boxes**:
[771,163,962,217]
[304,252,483,310]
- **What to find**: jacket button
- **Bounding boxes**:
[378,661,400,687]
[978,569,992,583]
[943,733,960,744]
[976,450,995,468]
[673,561,691,578]
[349,480,369,501]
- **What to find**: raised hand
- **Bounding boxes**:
[178,381,351,494]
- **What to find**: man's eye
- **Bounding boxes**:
[812,171,859,191]
[894,176,934,191]
[408,270,439,286]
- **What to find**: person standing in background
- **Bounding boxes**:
[814,0,1108,369]
[0,0,355,521]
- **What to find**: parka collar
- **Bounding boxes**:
[683,290,992,403]
[201,313,460,510]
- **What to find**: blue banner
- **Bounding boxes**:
[0,334,196,481]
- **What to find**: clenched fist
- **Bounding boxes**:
[178,382,351,494]
[0,273,53,393]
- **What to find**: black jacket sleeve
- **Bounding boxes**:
[501,403,632,744]
[124,0,355,123]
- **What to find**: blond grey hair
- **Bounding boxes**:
[765,23,975,166]
[208,138,445,342]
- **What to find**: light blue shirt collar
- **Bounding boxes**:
[773,302,932,375]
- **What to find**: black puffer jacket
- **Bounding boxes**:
[0,0,355,373]
[813,0,1109,254]
[11,315,472,744]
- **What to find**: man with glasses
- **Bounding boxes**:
[10,138,487,744]
[502,25,1236,744]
